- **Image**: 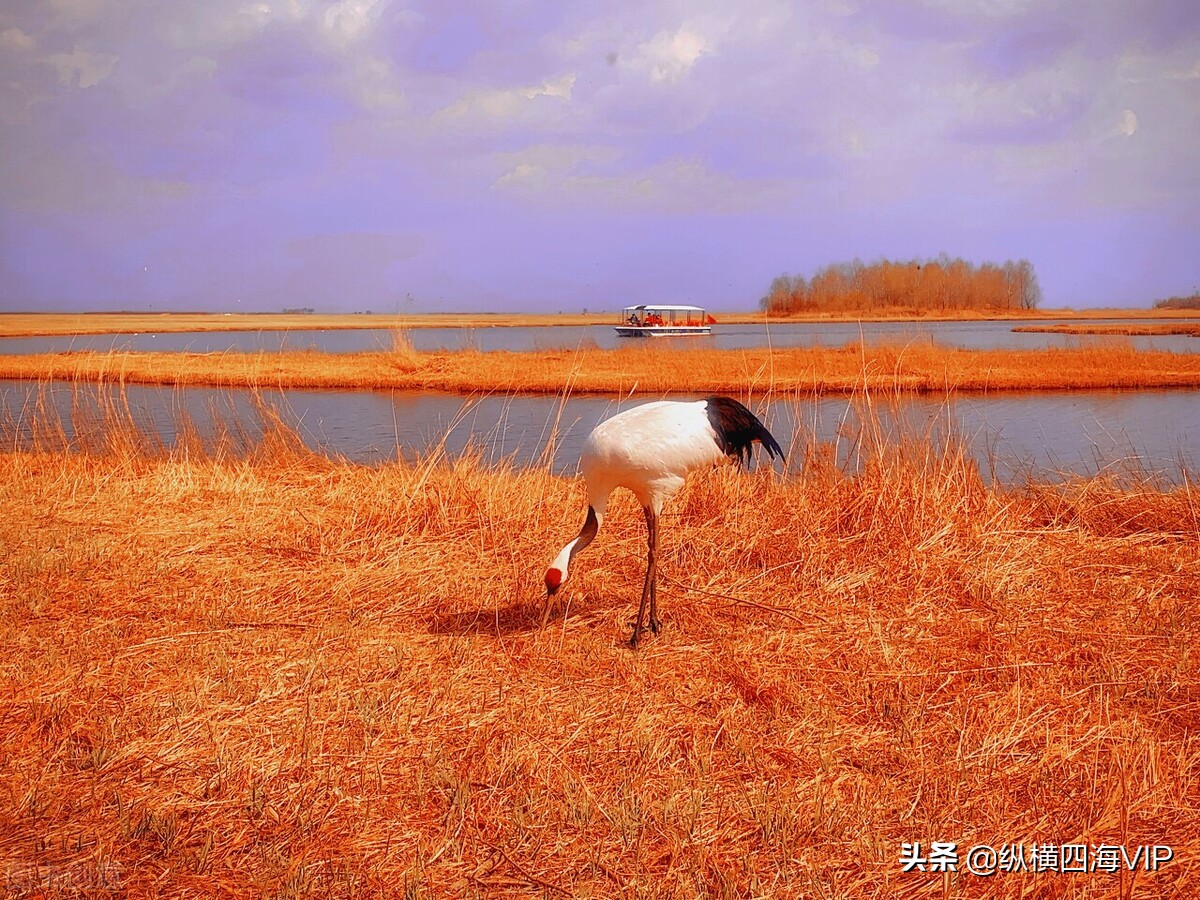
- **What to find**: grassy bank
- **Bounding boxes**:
[3,341,1200,395]
[3,308,1197,338]
[0,312,618,338]
[1014,324,1200,337]
[1,410,1196,896]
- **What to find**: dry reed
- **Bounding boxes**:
[0,388,1196,897]
[1014,324,1200,338]
[0,313,617,338]
[3,341,1200,397]
[4,309,1197,339]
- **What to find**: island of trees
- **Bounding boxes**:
[760,256,1041,314]
[1153,294,1200,310]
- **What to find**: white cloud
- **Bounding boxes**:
[493,151,788,214]
[539,72,576,99]
[923,0,1035,16]
[1117,108,1138,137]
[1,28,35,51]
[346,56,406,110]
[1171,61,1200,80]
[633,26,709,83]
[47,0,120,26]
[491,144,620,190]
[321,0,383,45]
[47,47,118,88]
[435,73,576,122]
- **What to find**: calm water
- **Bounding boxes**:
[3,381,1195,485]
[3,319,1200,355]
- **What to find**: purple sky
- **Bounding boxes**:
[1,0,1198,313]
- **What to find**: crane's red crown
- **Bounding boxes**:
[544,567,563,592]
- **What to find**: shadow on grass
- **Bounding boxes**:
[427,601,542,636]
[426,593,619,637]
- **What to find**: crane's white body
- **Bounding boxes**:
[543,396,783,646]
[581,400,728,515]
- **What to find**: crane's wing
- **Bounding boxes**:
[704,396,785,466]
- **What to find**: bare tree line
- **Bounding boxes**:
[760,255,1042,314]
[1153,294,1200,310]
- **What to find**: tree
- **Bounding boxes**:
[1015,260,1041,309]
[759,256,1043,313]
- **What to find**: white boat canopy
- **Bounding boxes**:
[621,305,706,312]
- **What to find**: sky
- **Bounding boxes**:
[1,0,1198,313]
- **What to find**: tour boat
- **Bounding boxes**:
[614,305,714,337]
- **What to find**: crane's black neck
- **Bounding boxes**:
[570,505,600,563]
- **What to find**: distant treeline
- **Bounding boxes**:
[1153,294,1200,310]
[760,256,1041,314]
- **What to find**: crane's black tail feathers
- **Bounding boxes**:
[704,396,786,466]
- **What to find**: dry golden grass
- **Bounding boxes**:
[1014,324,1200,338]
[1,395,1197,897]
[3,308,1195,338]
[0,313,617,338]
[3,340,1200,395]
[761,308,1200,322]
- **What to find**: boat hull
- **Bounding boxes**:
[614,326,712,337]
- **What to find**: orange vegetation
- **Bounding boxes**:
[1153,294,1200,311]
[3,340,1200,395]
[1,402,1196,896]
[0,312,617,338]
[3,308,1198,338]
[761,257,1042,314]
[1014,324,1200,338]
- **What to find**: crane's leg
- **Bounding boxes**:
[647,508,661,636]
[630,506,659,648]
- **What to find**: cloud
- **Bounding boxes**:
[1117,108,1138,137]
[0,27,35,50]
[489,143,619,191]
[632,26,709,83]
[321,0,383,44]
[46,47,118,88]
[969,20,1077,78]
[1,0,1198,311]
[492,150,791,214]
[433,72,576,122]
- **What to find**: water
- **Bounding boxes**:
[3,381,1195,486]
[3,319,1200,355]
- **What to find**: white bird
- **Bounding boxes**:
[543,395,785,647]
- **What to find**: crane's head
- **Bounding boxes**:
[544,551,570,597]
[542,505,600,614]
[541,555,570,629]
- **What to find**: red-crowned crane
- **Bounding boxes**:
[543,395,785,647]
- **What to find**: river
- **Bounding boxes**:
[3,381,1195,485]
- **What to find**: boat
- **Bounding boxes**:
[614,305,714,337]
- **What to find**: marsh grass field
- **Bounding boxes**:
[1,384,1198,898]
[5,339,1200,396]
[3,308,1199,339]
[1013,324,1200,338]
[0,313,618,338]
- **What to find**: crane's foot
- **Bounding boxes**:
[628,621,662,648]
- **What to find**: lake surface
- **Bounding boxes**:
[3,319,1200,355]
[3,381,1195,486]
